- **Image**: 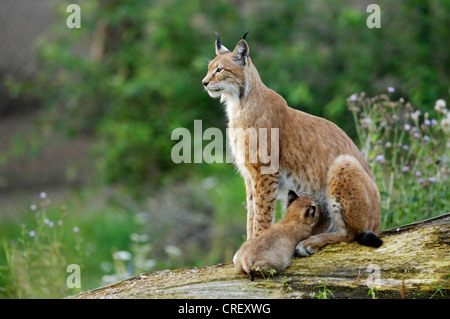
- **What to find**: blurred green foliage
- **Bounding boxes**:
[11,0,449,189]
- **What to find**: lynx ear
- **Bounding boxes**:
[232,39,249,65]
[287,190,299,207]
[215,32,230,55]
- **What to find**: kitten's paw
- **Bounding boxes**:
[233,251,238,264]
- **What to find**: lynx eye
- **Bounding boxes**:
[215,67,224,73]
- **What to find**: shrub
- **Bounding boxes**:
[348,91,449,229]
[0,192,83,298]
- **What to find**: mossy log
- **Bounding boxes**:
[71,213,449,299]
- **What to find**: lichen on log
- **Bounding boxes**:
[71,213,450,299]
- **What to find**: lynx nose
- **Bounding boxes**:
[202,80,209,88]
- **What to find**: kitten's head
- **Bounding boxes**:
[287,190,320,226]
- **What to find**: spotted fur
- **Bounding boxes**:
[202,35,382,256]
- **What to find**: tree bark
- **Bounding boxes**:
[71,213,449,299]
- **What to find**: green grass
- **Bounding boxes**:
[0,189,145,298]
[312,280,335,299]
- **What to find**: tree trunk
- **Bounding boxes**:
[71,213,449,299]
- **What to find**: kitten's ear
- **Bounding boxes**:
[306,205,317,218]
[287,190,299,207]
[215,32,230,55]
[232,39,250,65]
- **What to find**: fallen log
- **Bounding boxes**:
[71,213,450,299]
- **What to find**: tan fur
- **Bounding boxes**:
[202,36,381,256]
[233,195,319,278]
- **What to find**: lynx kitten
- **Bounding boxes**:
[234,192,319,280]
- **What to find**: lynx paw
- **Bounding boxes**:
[295,240,318,257]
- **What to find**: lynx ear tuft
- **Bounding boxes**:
[242,31,249,40]
[215,32,230,55]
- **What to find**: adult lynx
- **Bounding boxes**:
[202,34,382,256]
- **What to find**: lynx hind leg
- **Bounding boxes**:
[326,155,381,235]
[296,155,381,256]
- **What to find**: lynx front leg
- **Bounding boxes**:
[251,174,279,238]
[296,209,350,256]
[244,177,255,240]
